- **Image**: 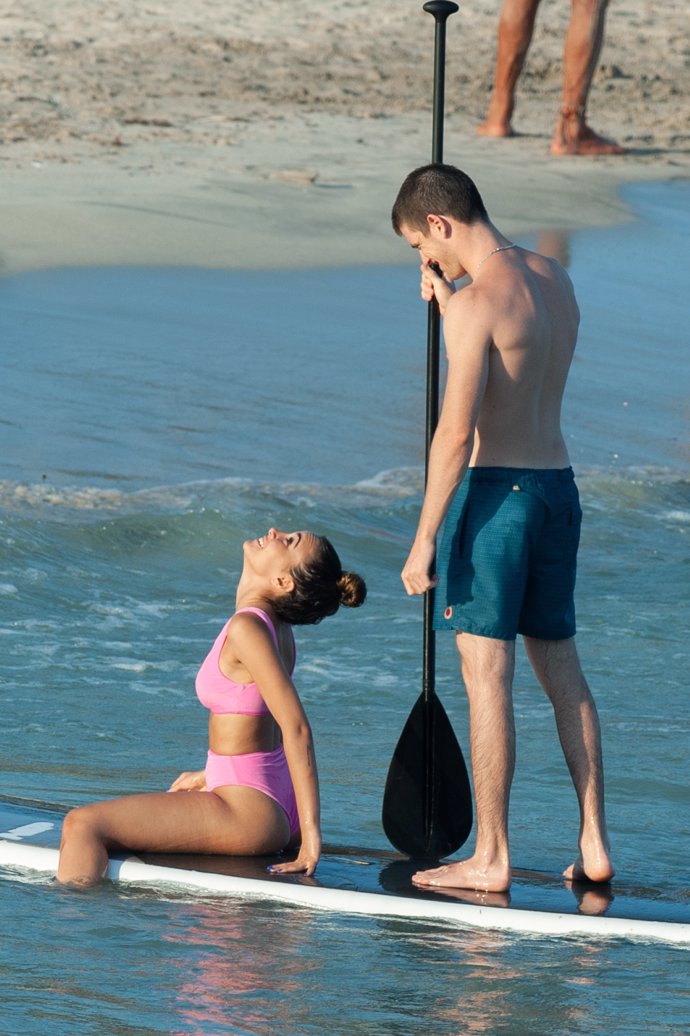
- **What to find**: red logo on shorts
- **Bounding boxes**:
[444,606,453,620]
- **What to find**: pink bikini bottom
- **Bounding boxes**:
[205,746,300,838]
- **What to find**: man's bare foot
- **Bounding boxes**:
[412,857,511,893]
[477,98,516,138]
[563,849,615,884]
[551,109,625,156]
[476,117,516,139]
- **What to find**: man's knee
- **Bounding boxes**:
[525,635,591,695]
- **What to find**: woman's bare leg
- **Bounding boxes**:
[57,786,291,887]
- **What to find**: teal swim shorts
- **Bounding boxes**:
[433,467,582,641]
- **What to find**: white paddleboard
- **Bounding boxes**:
[1,796,687,944]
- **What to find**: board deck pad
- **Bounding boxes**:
[1,797,687,943]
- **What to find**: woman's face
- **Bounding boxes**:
[244,528,321,580]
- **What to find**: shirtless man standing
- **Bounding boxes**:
[391,164,614,893]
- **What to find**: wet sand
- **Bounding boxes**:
[1,0,688,273]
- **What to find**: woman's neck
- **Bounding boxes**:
[235,573,274,613]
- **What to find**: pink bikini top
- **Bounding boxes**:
[195,607,295,716]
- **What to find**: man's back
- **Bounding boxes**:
[444,249,579,469]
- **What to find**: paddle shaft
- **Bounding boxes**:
[422,2,457,702]
[420,0,458,846]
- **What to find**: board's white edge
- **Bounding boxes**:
[1,839,688,945]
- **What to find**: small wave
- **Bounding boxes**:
[111,661,150,674]
[0,469,424,518]
[0,477,250,515]
[664,510,690,524]
[354,467,423,496]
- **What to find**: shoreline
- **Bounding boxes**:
[1,1,688,275]
[2,114,687,277]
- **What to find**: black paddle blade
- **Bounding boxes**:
[382,692,472,859]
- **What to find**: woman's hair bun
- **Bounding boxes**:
[272,536,367,626]
[338,571,367,609]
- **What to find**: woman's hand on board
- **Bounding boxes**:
[268,830,321,877]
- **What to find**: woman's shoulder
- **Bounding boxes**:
[227,607,280,649]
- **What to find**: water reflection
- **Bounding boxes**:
[164,897,316,1034]
[536,229,571,266]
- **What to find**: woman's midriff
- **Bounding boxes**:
[208,712,281,757]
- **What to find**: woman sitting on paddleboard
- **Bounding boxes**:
[57,528,366,887]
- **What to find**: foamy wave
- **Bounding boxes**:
[354,467,423,495]
[0,470,424,517]
[664,510,690,523]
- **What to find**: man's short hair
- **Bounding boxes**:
[392,163,488,235]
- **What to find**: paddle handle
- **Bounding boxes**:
[422,1,458,704]
[424,1,458,163]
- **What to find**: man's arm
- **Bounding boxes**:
[401,289,492,596]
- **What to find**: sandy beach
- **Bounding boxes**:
[1,0,688,274]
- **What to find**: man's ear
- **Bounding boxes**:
[426,213,451,238]
[272,573,295,595]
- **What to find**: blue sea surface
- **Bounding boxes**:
[1,180,689,1035]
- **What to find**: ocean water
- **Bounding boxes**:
[0,180,688,1035]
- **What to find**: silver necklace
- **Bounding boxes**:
[475,243,517,271]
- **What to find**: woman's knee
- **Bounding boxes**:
[60,804,103,845]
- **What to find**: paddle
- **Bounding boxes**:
[382,0,472,860]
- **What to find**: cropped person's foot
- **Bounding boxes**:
[551,107,626,156]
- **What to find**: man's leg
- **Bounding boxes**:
[412,633,515,892]
[551,0,625,155]
[477,0,542,138]
[524,635,615,881]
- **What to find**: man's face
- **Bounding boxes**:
[399,218,465,281]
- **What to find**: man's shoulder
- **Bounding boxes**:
[524,249,574,289]
[443,282,498,353]
[445,280,484,314]
[445,277,508,320]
